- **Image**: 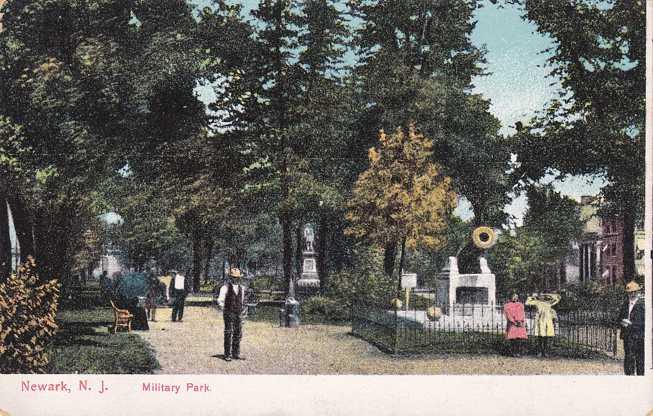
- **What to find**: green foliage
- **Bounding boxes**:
[556,282,627,313]
[489,231,550,297]
[321,247,395,311]
[350,0,512,226]
[510,0,645,278]
[250,275,284,292]
[523,185,584,259]
[0,258,60,373]
[300,296,349,322]
[489,186,584,296]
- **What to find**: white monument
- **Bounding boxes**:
[436,256,496,314]
[297,225,320,289]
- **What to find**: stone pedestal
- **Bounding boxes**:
[296,225,320,295]
[436,256,496,315]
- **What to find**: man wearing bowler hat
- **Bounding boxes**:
[217,268,247,362]
[617,281,645,375]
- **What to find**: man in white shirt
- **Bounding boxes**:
[170,270,189,322]
[217,268,247,361]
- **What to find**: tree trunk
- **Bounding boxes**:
[315,218,329,293]
[191,234,202,293]
[203,240,213,284]
[383,242,397,278]
[294,223,303,279]
[396,237,406,297]
[0,198,11,281]
[622,208,636,280]
[281,213,293,296]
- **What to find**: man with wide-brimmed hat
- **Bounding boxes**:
[217,267,247,362]
[617,281,645,375]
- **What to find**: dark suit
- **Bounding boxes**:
[617,297,645,376]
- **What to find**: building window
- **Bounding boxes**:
[611,243,617,257]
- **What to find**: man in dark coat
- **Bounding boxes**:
[617,281,645,376]
[217,268,247,362]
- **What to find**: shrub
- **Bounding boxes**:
[321,247,395,315]
[557,282,626,313]
[250,275,283,291]
[300,296,349,322]
[0,257,60,373]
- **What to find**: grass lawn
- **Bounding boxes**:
[47,307,159,374]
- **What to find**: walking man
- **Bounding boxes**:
[217,268,247,362]
[170,270,190,322]
[618,281,645,375]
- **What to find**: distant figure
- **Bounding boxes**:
[99,271,110,299]
[503,293,527,357]
[526,293,560,358]
[618,281,644,375]
[217,268,247,362]
[170,270,190,322]
[145,272,159,322]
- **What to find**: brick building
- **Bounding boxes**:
[566,196,644,286]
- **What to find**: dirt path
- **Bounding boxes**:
[138,305,623,375]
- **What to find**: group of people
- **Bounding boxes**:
[144,270,192,323]
[142,267,248,362]
[503,292,560,358]
[503,280,645,376]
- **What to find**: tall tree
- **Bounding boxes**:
[346,126,457,294]
[508,0,645,279]
[349,0,513,272]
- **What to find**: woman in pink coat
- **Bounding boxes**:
[503,293,528,357]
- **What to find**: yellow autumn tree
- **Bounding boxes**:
[346,125,456,290]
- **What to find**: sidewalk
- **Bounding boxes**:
[138,306,623,375]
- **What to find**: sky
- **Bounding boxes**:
[194,1,604,224]
[467,3,604,224]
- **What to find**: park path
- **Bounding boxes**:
[138,304,623,375]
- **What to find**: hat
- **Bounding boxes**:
[625,281,641,293]
[228,268,243,279]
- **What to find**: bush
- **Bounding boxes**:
[0,257,60,373]
[250,275,284,291]
[300,296,349,322]
[320,247,396,316]
[557,282,627,312]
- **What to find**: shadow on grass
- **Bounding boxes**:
[47,307,160,374]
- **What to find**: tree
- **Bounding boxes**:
[346,125,457,295]
[0,0,218,287]
[204,0,353,295]
[489,185,584,294]
[350,0,512,228]
[508,0,645,279]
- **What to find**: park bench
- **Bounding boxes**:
[110,300,133,333]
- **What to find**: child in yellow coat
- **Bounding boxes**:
[526,293,560,357]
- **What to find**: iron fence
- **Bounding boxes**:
[352,291,619,356]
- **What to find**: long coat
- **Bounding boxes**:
[503,301,528,340]
[617,298,645,340]
[526,294,560,337]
